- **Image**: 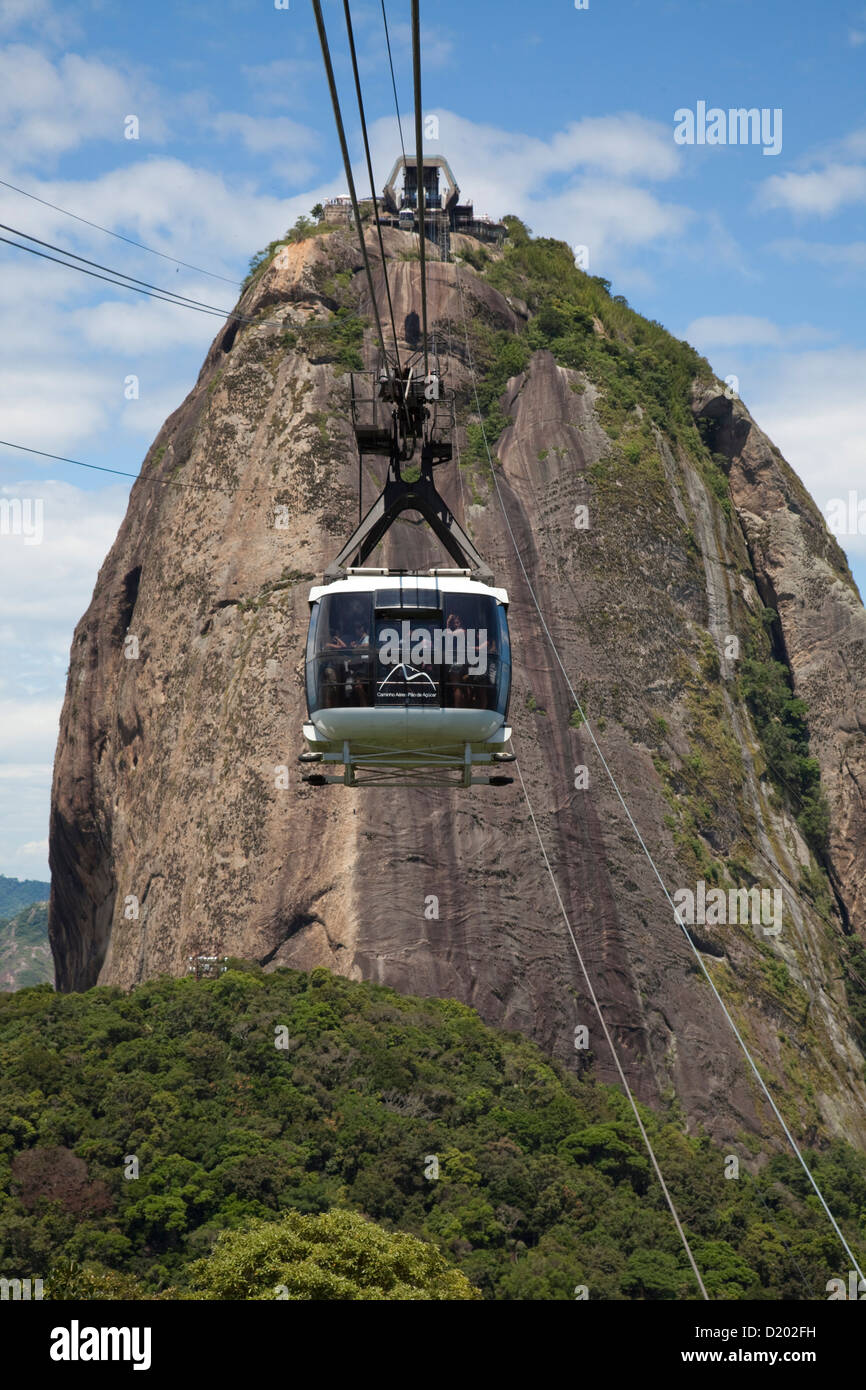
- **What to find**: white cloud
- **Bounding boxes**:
[0,0,40,27]
[0,479,126,627]
[0,766,52,879]
[373,19,454,70]
[756,130,866,219]
[749,348,866,565]
[3,158,298,262]
[769,237,866,273]
[0,45,167,164]
[685,315,832,349]
[119,386,195,437]
[758,162,866,216]
[836,129,866,159]
[0,254,85,357]
[208,112,319,181]
[539,178,692,252]
[18,838,48,854]
[544,115,681,181]
[0,156,315,477]
[0,0,80,43]
[240,59,322,109]
[76,284,226,355]
[0,157,307,326]
[0,699,62,759]
[0,365,112,448]
[0,477,126,875]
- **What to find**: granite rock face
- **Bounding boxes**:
[49,226,866,1150]
[693,384,866,934]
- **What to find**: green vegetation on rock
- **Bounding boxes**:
[482,218,712,439]
[740,615,830,852]
[293,306,365,372]
[467,223,834,893]
[242,214,338,292]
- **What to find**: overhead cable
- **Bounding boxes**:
[311,0,387,358]
[343,0,402,376]
[410,0,429,376]
[0,173,242,285]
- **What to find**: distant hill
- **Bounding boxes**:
[0,901,52,991]
[0,873,50,918]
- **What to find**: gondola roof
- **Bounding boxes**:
[308,571,509,605]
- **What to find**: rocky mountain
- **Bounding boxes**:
[48,218,866,1153]
[0,901,51,990]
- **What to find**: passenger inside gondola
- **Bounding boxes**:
[443,603,497,710]
[321,600,372,706]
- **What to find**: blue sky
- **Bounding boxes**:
[1,0,865,880]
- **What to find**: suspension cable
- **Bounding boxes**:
[0,438,234,495]
[453,260,865,1285]
[0,174,242,285]
[0,220,239,317]
[410,0,429,377]
[0,224,324,337]
[513,757,709,1298]
[381,0,408,167]
[343,0,402,377]
[311,0,387,358]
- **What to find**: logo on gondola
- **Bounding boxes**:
[376,661,437,703]
[378,663,438,692]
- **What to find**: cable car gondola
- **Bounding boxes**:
[302,568,512,786]
[299,356,514,788]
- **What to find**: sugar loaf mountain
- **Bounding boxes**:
[48,182,866,1156]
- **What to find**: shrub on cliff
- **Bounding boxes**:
[740,642,831,852]
[243,215,334,292]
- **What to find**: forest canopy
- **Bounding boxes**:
[0,963,863,1300]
